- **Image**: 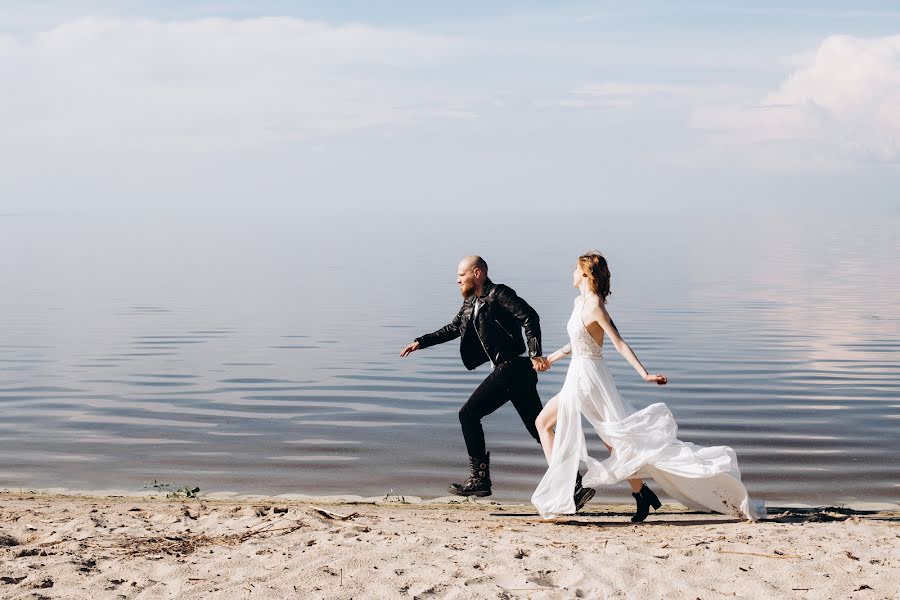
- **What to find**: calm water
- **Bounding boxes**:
[1,211,898,504]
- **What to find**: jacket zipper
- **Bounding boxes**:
[472,306,495,368]
[494,318,515,342]
[475,329,493,367]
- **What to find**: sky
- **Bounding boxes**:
[1,1,899,217]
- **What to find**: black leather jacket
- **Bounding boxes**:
[415,279,542,370]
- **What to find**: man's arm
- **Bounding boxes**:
[495,285,542,358]
[400,305,464,356]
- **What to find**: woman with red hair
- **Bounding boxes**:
[531,251,759,522]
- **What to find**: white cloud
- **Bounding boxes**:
[1,15,897,215]
[693,34,900,164]
[569,82,685,109]
[566,82,754,110]
[0,17,461,152]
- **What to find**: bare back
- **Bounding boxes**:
[579,294,609,348]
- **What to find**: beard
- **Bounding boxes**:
[459,282,475,298]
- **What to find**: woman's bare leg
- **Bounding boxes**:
[535,395,559,464]
[602,441,643,493]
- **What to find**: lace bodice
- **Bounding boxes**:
[567,297,603,359]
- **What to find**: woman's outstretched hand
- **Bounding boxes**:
[400,341,420,357]
[644,373,667,385]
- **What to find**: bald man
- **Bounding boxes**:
[402,257,592,506]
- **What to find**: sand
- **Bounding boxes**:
[0,490,898,599]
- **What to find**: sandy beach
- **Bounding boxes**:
[1,490,898,600]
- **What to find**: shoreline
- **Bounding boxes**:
[1,490,898,599]
[3,486,899,513]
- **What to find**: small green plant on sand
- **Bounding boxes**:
[168,485,200,499]
[143,480,200,498]
[381,489,406,503]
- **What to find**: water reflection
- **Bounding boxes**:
[0,213,896,503]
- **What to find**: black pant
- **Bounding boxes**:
[458,356,543,458]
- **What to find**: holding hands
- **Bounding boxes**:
[532,356,550,372]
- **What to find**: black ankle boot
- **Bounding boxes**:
[630,484,661,523]
[641,484,662,509]
[448,453,492,497]
[574,472,595,512]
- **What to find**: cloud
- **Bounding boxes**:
[0,17,461,153]
[567,83,688,109]
[563,82,755,110]
[693,34,900,164]
[2,15,897,215]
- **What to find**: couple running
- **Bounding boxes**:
[400,253,758,522]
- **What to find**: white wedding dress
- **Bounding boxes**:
[531,296,760,521]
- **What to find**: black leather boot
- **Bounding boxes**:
[574,472,595,512]
[642,484,662,509]
[448,453,492,497]
[630,483,661,523]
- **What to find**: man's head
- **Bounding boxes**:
[457,255,488,298]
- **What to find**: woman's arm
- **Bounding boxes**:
[585,300,667,385]
[546,343,571,365]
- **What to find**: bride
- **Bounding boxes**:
[531,251,759,522]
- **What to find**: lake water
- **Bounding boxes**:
[1,211,897,505]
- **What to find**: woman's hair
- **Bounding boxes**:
[578,251,611,302]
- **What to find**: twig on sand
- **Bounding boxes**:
[85,519,305,557]
[238,521,305,542]
[37,539,79,548]
[311,507,359,521]
[830,560,854,575]
[718,549,801,559]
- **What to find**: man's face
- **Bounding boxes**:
[457,262,477,298]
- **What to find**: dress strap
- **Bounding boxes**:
[579,295,589,331]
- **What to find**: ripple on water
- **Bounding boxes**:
[0,215,897,502]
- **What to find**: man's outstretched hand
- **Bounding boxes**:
[400,341,421,357]
[531,356,550,372]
